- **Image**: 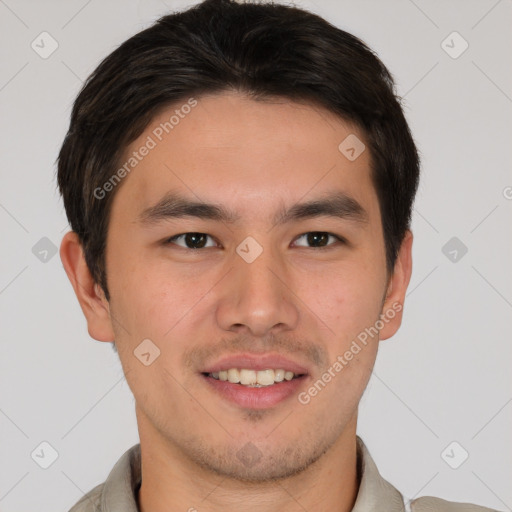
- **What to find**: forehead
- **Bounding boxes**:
[111,91,379,225]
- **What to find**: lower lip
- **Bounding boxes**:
[202,374,308,409]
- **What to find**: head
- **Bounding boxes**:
[58,0,418,482]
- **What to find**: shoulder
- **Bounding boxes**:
[66,443,141,512]
[68,482,103,512]
[355,437,501,512]
[410,496,500,511]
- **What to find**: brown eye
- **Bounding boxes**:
[165,233,217,249]
[293,232,344,248]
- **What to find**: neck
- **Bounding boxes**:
[136,413,360,512]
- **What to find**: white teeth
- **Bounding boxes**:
[256,369,275,386]
[208,368,301,386]
[274,369,285,382]
[227,368,239,383]
[239,369,257,385]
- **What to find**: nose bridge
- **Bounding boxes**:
[239,239,281,294]
[216,236,299,335]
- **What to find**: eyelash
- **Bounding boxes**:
[163,232,346,250]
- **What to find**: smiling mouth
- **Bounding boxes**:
[202,368,306,387]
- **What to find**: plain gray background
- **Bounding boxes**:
[0,0,511,510]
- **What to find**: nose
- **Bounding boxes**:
[215,241,300,337]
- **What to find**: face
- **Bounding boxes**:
[63,91,412,482]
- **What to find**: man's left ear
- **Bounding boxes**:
[379,230,413,341]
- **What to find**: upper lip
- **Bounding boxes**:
[202,353,309,375]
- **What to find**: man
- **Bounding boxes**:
[57,0,499,510]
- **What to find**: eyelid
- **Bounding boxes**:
[292,232,346,248]
[164,232,219,248]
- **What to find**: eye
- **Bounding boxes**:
[164,232,218,249]
[163,231,345,250]
[293,232,345,249]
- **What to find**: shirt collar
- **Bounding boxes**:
[99,436,404,511]
[352,437,405,511]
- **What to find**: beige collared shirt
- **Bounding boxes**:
[68,436,498,511]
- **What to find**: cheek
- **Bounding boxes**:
[107,249,170,339]
[117,276,180,340]
[109,252,219,351]
[299,273,382,413]
[299,260,385,340]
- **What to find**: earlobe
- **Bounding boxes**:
[59,231,115,342]
[379,230,413,341]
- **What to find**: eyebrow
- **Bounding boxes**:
[137,190,369,227]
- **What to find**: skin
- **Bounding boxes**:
[60,91,413,512]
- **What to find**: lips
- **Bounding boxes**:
[200,353,310,409]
